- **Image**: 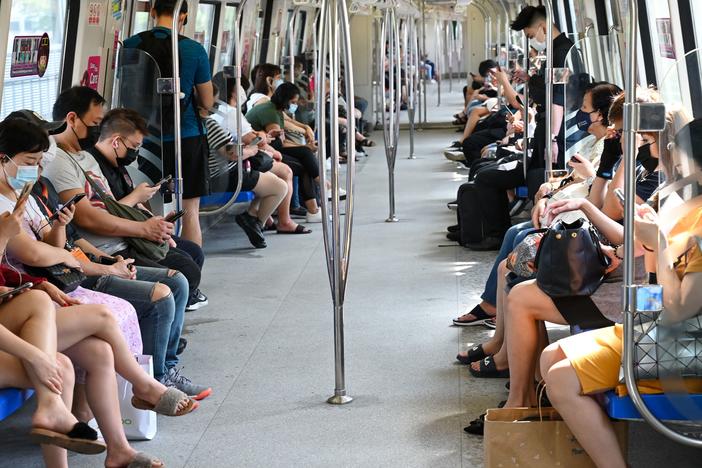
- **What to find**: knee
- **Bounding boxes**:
[151,283,172,302]
[24,289,56,317]
[94,304,117,327]
[84,338,115,368]
[274,176,289,196]
[56,353,75,383]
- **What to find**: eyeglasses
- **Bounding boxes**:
[119,136,142,151]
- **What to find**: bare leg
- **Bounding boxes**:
[181,197,202,246]
[460,107,489,142]
[71,384,93,423]
[269,162,300,231]
[250,172,288,224]
[542,344,627,468]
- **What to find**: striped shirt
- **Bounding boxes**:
[203,117,236,178]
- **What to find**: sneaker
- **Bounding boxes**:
[235,212,267,248]
[444,150,466,162]
[443,141,462,151]
[186,289,208,311]
[326,187,347,201]
[306,210,323,223]
[447,200,458,211]
[162,367,212,401]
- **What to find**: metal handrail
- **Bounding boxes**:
[544,0,554,175]
[522,21,530,180]
[499,0,511,65]
[171,0,184,233]
[621,0,702,448]
[407,16,419,159]
[315,0,356,405]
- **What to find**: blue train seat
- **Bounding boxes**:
[604,390,702,422]
[0,388,33,421]
[200,191,255,209]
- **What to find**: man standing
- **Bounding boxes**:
[123,0,214,247]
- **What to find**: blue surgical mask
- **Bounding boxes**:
[273,78,284,89]
[288,103,299,114]
[5,159,39,190]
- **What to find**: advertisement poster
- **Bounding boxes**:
[81,56,101,91]
[10,33,50,78]
[656,18,676,59]
[112,0,122,21]
[88,2,102,26]
[112,30,120,69]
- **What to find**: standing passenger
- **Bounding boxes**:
[123,0,214,247]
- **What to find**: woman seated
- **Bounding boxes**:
[541,116,702,468]
[246,83,323,224]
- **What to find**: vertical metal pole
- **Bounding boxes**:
[287,7,297,83]
[408,18,417,159]
[522,28,530,180]
[500,0,510,66]
[436,19,442,106]
[421,0,427,124]
[446,21,453,93]
[171,0,184,232]
[381,7,400,223]
[544,0,554,174]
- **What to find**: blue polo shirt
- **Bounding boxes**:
[123,27,211,139]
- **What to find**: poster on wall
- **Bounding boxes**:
[656,18,676,60]
[10,33,50,78]
[80,56,102,91]
[112,0,122,20]
[88,2,102,26]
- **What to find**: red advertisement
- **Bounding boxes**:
[80,56,101,91]
[10,33,50,78]
[656,18,676,60]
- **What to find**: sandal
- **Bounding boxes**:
[131,388,198,417]
[263,222,278,232]
[359,138,376,147]
[464,413,485,436]
[452,304,495,327]
[277,224,312,235]
[456,344,487,365]
[469,356,510,378]
[108,451,164,468]
[30,422,106,454]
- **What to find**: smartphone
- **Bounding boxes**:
[150,175,173,188]
[165,209,187,223]
[0,282,33,300]
[503,104,515,116]
[248,136,263,147]
[97,256,118,266]
[14,182,33,210]
[49,193,87,221]
[614,188,626,207]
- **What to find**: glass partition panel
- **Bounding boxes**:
[219,5,237,68]
[1,0,68,119]
[195,3,216,56]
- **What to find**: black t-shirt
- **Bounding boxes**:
[530,33,577,113]
[87,147,135,201]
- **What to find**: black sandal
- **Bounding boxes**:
[456,344,487,365]
[452,304,495,327]
[277,224,312,235]
[464,413,486,436]
[469,356,510,378]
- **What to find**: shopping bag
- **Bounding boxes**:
[118,355,158,440]
[484,407,627,468]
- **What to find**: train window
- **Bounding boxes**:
[0,0,68,119]
[644,0,681,102]
[220,5,237,67]
[195,2,217,56]
[131,0,153,36]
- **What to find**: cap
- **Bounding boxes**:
[4,109,67,135]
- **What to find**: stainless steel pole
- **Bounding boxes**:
[446,21,453,93]
[408,17,418,159]
[287,7,298,82]
[436,19,442,106]
[381,7,400,223]
[522,28,530,180]
[620,0,702,448]
[421,0,427,124]
[171,0,184,233]
[544,0,554,174]
[500,0,510,65]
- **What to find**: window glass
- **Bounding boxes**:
[1,0,68,119]
[131,0,153,36]
[219,5,236,67]
[195,3,216,58]
[644,0,680,103]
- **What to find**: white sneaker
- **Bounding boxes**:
[444,150,466,162]
[306,210,323,223]
[326,187,347,200]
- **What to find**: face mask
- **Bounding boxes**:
[288,103,299,115]
[5,159,39,190]
[43,136,57,167]
[73,118,100,150]
[531,39,546,52]
[273,78,284,89]
[637,143,659,172]
[575,110,593,132]
[116,138,140,167]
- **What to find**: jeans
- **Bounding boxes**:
[84,266,189,379]
[115,246,201,297]
[480,221,535,306]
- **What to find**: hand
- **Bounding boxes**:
[271,150,282,162]
[634,203,660,249]
[512,120,525,133]
[0,211,22,240]
[551,141,559,164]
[52,204,75,227]
[109,256,136,280]
[0,285,29,304]
[27,348,63,394]
[132,182,161,204]
[531,198,548,229]
[142,216,174,243]
[304,126,315,144]
[511,68,529,84]
[600,245,622,274]
[568,154,596,179]
[168,237,177,248]
[535,183,553,201]
[543,198,587,225]
[34,281,81,307]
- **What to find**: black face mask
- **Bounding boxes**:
[74,122,101,150]
[115,143,140,167]
[637,143,659,172]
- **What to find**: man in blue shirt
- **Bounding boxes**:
[123,0,214,248]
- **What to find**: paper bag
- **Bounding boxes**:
[484,407,627,468]
[118,354,157,440]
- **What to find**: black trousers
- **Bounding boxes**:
[473,161,525,239]
[461,128,507,167]
[272,140,320,202]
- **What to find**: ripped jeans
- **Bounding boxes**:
[82,266,189,380]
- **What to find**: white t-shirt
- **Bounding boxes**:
[212,103,253,141]
[0,193,50,268]
[43,147,128,254]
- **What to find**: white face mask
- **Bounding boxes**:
[43,135,57,167]
[238,86,248,105]
[531,26,547,52]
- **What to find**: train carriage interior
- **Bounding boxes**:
[1,0,702,467]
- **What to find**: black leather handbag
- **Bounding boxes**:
[534,218,610,297]
[25,264,86,293]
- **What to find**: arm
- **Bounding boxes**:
[6,228,81,269]
[544,198,625,244]
[195,81,215,111]
[63,189,148,238]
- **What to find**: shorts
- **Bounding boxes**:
[162,135,210,199]
[559,325,622,395]
[229,168,260,192]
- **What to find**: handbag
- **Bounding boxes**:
[484,407,627,468]
[506,230,546,278]
[534,218,610,297]
[68,154,169,262]
[25,264,86,293]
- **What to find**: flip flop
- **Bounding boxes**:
[277,224,312,235]
[359,138,376,147]
[456,344,487,365]
[30,422,106,454]
[469,356,510,378]
[131,388,198,417]
[107,451,164,468]
[263,222,278,232]
[452,305,494,327]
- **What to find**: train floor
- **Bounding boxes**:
[1,126,701,467]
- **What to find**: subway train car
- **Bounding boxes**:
[1,0,702,466]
